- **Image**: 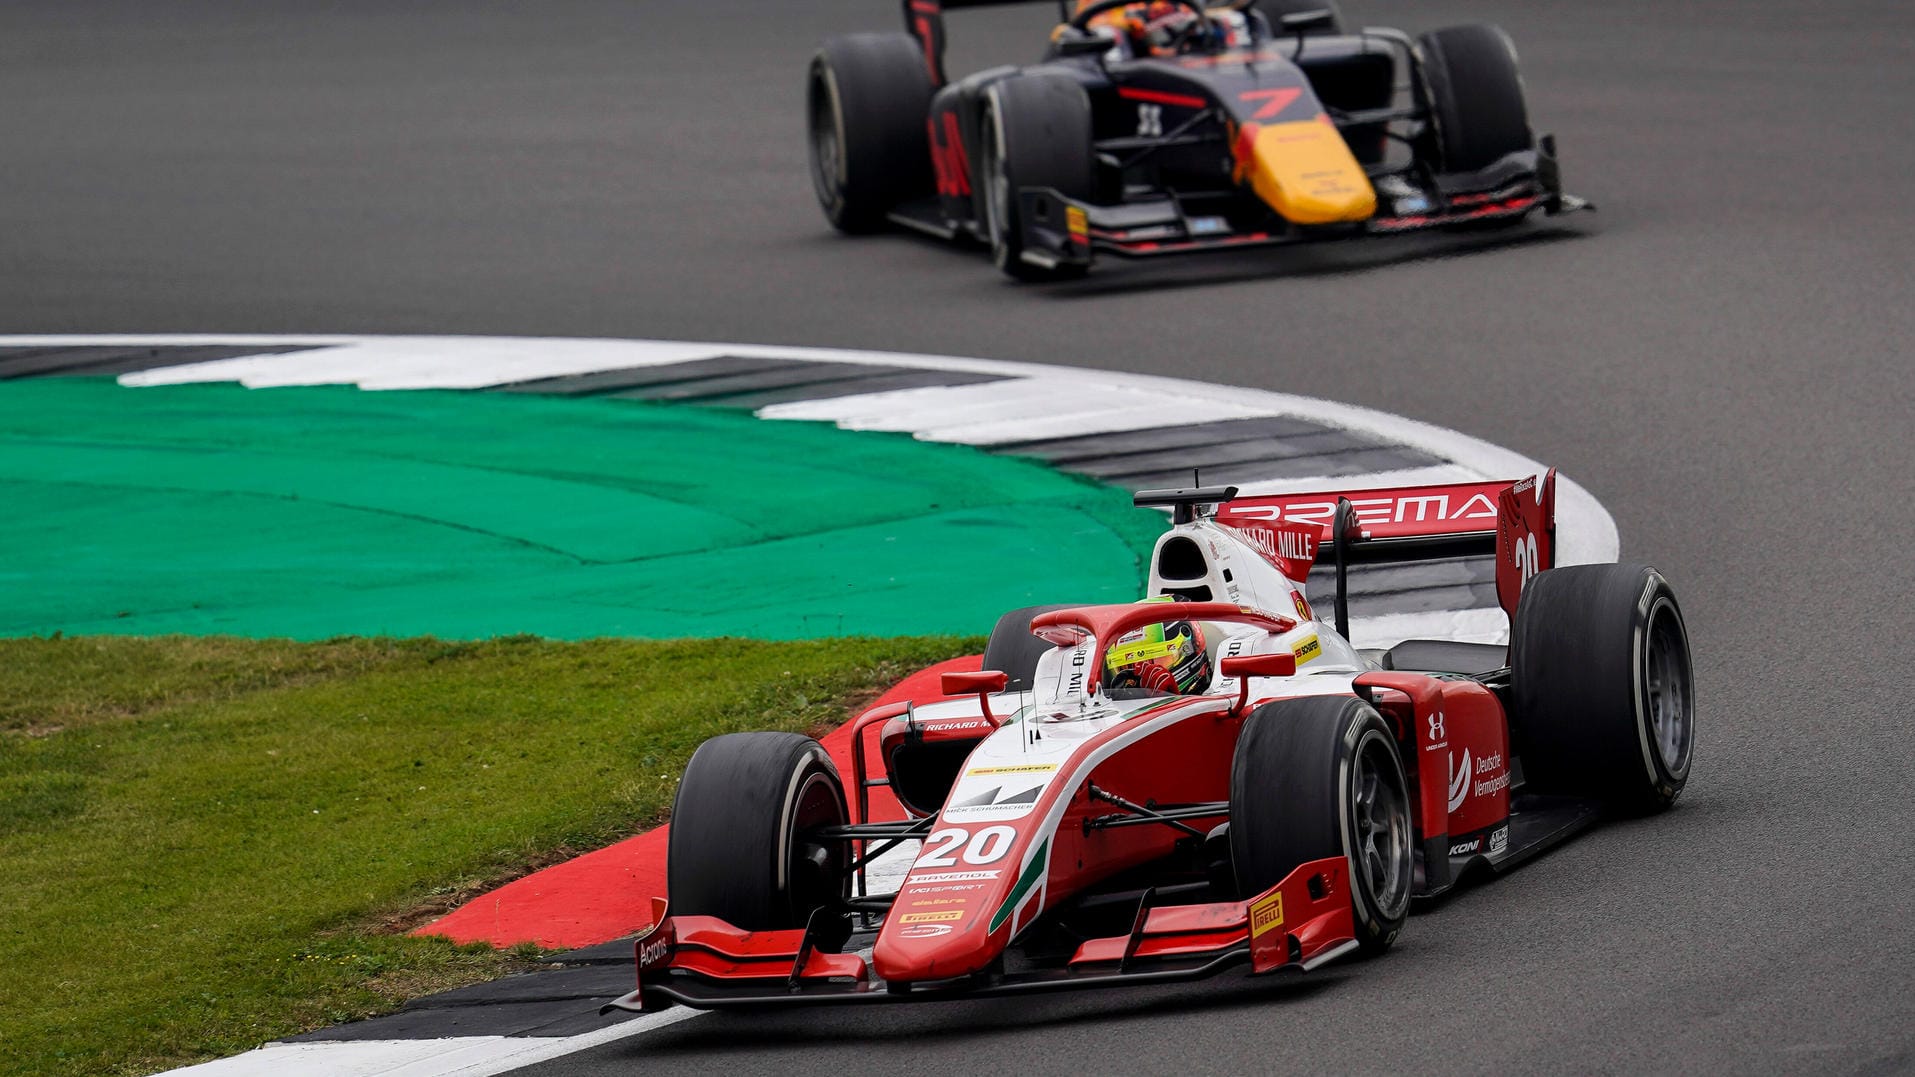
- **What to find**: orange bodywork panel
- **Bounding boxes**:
[1235,117,1377,225]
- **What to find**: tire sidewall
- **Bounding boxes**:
[1631,581,1694,795]
[1340,718,1411,943]
[981,90,1018,271]
[807,56,851,227]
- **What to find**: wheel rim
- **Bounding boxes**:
[787,770,848,919]
[1644,600,1693,774]
[1351,733,1411,916]
[807,69,844,210]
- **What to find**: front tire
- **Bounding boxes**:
[1230,695,1412,954]
[979,74,1095,281]
[1417,25,1533,174]
[667,732,849,931]
[1510,564,1695,813]
[807,33,936,233]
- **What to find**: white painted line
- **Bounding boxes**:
[161,1006,703,1077]
[911,400,1281,447]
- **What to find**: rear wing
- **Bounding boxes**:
[1143,471,1557,640]
[904,0,1070,85]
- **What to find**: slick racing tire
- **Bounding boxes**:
[667,732,850,934]
[1510,564,1695,814]
[979,73,1095,282]
[981,603,1077,691]
[1231,695,1412,955]
[1417,24,1533,174]
[808,33,936,233]
[1254,0,1344,35]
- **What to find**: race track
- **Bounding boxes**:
[6,1,1914,1073]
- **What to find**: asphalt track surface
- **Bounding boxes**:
[6,1,1914,1074]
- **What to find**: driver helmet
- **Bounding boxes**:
[1104,613,1211,695]
[1075,2,1242,56]
[1077,2,1194,57]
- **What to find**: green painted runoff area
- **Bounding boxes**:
[0,379,1164,640]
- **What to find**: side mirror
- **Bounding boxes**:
[1052,30,1111,57]
[942,670,1010,727]
[1221,653,1297,679]
[1279,9,1337,33]
[1221,653,1297,716]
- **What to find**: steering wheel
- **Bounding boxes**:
[1066,0,1213,50]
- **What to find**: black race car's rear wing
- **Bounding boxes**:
[1141,471,1558,640]
[904,0,1072,84]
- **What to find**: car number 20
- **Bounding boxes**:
[916,825,1015,868]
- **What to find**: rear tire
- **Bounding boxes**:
[1230,695,1412,954]
[1417,25,1533,174]
[981,604,1077,691]
[667,732,849,931]
[808,33,936,233]
[979,74,1095,281]
[1510,564,1695,813]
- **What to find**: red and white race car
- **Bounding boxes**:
[606,471,1693,1009]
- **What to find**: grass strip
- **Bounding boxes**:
[0,633,972,1076]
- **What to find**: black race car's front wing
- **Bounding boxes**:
[998,138,1589,272]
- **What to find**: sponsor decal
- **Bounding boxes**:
[1066,205,1089,241]
[1065,643,1090,697]
[1224,492,1498,530]
[1428,713,1446,741]
[1249,890,1285,938]
[1448,838,1481,856]
[967,764,1057,777]
[1488,826,1509,855]
[922,718,992,733]
[907,897,970,908]
[913,882,985,895]
[900,910,965,924]
[1224,522,1318,579]
[637,928,673,971]
[906,870,1000,884]
[1107,635,1178,666]
[1291,634,1321,664]
[899,922,954,939]
[1472,751,1509,798]
[1292,590,1312,620]
[943,785,1044,821]
[1447,749,1471,813]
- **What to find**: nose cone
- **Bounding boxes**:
[1236,118,1377,224]
[872,911,1001,984]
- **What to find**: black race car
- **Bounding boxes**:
[807,0,1589,280]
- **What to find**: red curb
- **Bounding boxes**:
[414,655,983,949]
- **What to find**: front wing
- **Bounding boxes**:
[603,856,1353,1011]
[1010,140,1589,272]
